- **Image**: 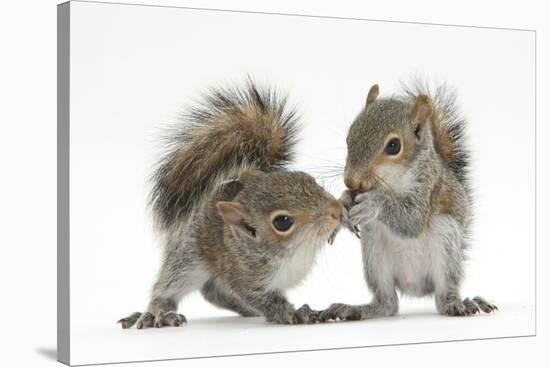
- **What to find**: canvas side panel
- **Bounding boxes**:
[57,2,70,365]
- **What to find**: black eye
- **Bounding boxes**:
[384,138,401,155]
[272,215,295,232]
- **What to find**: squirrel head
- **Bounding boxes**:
[344,84,434,194]
[216,170,342,249]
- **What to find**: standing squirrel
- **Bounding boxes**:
[118,80,342,328]
[321,81,497,321]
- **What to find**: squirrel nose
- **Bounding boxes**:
[329,200,342,221]
[344,177,360,190]
[345,176,368,192]
[345,176,370,193]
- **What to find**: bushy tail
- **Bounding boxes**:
[150,79,300,229]
[400,79,469,185]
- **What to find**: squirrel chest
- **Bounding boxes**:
[364,214,461,297]
[266,243,321,291]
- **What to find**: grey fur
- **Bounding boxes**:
[150,79,300,230]
[201,278,261,317]
[321,81,496,322]
[119,80,341,329]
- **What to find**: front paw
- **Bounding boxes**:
[266,307,299,325]
[264,304,298,325]
[338,191,361,238]
[341,206,361,239]
[267,304,322,325]
[339,189,356,210]
[348,192,382,228]
[319,303,363,322]
[294,304,320,324]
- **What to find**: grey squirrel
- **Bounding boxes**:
[118,80,342,328]
[321,81,497,321]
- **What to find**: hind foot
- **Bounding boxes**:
[441,296,497,316]
[117,311,186,329]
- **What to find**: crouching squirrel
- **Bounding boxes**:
[118,80,342,328]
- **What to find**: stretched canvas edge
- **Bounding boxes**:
[58,1,71,365]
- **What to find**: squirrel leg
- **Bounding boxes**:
[232,288,308,324]
[433,236,497,316]
[201,278,261,317]
[118,251,210,329]
[359,226,399,319]
[320,226,399,322]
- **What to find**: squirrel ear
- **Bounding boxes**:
[216,201,257,239]
[238,169,265,185]
[366,84,380,107]
[409,95,433,139]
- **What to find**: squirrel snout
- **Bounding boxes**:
[329,200,342,221]
[344,176,358,190]
[344,177,367,192]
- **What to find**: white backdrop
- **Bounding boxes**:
[67,1,534,364]
[2,0,549,366]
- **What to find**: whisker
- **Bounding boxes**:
[307,171,344,180]
[299,155,346,167]
[302,168,344,176]
[300,164,345,177]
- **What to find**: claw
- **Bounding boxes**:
[328,229,338,245]
[353,225,361,238]
[472,296,498,314]
[117,312,142,329]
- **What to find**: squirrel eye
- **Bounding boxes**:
[272,215,295,232]
[384,138,401,156]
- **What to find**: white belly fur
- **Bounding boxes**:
[368,214,458,297]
